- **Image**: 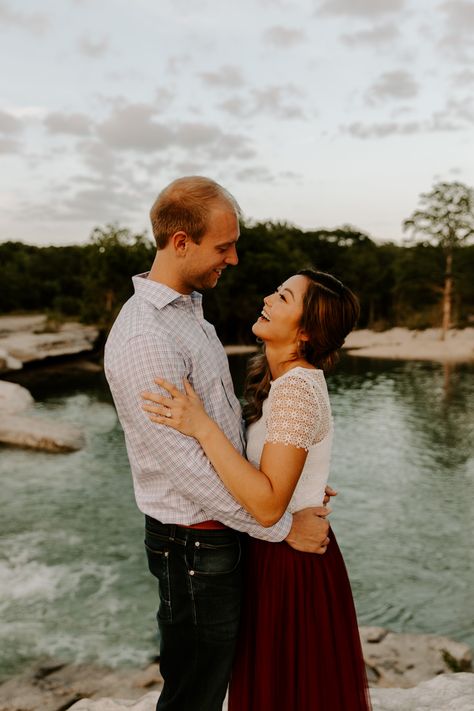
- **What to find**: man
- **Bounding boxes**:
[104,176,331,711]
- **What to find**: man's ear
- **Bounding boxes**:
[171,231,190,256]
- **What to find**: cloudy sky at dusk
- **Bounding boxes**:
[1,0,473,246]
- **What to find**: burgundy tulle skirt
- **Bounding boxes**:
[228,527,372,711]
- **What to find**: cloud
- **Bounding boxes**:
[439,0,474,32]
[76,139,120,177]
[343,109,470,138]
[234,166,274,182]
[78,36,109,58]
[95,102,254,159]
[438,1,474,58]
[0,137,21,153]
[97,104,173,150]
[44,112,92,136]
[450,68,474,86]
[253,86,305,118]
[344,120,420,138]
[0,110,23,133]
[366,70,418,103]
[317,0,405,18]
[219,84,305,120]
[263,26,306,47]
[0,1,49,33]
[341,22,400,46]
[200,65,245,88]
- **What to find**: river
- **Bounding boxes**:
[1,355,473,679]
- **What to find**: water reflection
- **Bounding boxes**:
[1,355,473,678]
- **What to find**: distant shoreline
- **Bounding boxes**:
[1,315,473,373]
[225,328,474,363]
[342,327,474,363]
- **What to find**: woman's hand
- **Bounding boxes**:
[141,377,213,440]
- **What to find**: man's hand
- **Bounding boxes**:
[285,507,331,554]
[323,485,337,506]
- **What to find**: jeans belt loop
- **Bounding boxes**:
[169,524,176,542]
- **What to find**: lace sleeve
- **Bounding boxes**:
[266,374,328,451]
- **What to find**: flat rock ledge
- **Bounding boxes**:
[0,380,84,452]
[0,315,99,372]
[67,674,474,711]
[0,629,471,711]
[360,626,472,688]
[344,327,474,362]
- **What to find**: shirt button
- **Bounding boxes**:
[195,541,200,547]
[189,570,195,576]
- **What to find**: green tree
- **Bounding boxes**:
[403,181,474,338]
[81,224,154,328]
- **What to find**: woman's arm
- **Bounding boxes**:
[141,375,320,527]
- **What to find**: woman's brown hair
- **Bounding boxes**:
[243,269,360,425]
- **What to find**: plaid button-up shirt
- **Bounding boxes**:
[104,273,291,541]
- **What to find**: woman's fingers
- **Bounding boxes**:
[140,391,172,407]
[183,378,196,396]
[154,376,182,398]
[142,402,169,416]
[149,414,178,429]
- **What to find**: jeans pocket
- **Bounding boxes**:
[190,537,242,577]
[144,538,172,623]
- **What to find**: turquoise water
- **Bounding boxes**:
[1,356,473,678]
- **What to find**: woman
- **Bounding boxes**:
[141,269,371,710]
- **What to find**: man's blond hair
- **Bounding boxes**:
[150,176,241,249]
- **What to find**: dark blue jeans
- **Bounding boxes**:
[144,516,244,711]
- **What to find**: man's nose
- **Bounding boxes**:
[225,245,238,266]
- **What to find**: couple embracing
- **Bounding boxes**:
[104,176,371,711]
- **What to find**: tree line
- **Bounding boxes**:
[1,221,473,344]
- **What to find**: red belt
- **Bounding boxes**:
[183,520,227,530]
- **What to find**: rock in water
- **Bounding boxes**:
[0,414,85,452]
[0,379,85,452]
[0,380,34,413]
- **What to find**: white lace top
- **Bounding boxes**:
[246,367,334,513]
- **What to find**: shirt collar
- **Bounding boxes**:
[132,272,204,317]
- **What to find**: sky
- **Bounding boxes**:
[1,0,473,246]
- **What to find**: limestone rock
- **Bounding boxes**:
[0,315,99,372]
[0,414,85,452]
[70,692,160,711]
[359,627,472,688]
[343,327,474,362]
[370,673,474,710]
[0,348,22,371]
[0,661,163,711]
[0,380,34,414]
[67,674,474,711]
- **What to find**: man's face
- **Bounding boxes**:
[182,206,239,292]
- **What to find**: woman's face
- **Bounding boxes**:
[252,274,309,347]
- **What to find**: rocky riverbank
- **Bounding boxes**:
[0,628,471,711]
[0,380,84,452]
[0,315,99,373]
[343,327,474,362]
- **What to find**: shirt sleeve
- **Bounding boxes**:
[110,332,292,542]
[266,374,323,451]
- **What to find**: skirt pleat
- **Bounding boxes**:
[228,527,372,711]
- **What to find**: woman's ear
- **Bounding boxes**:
[298,329,310,342]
